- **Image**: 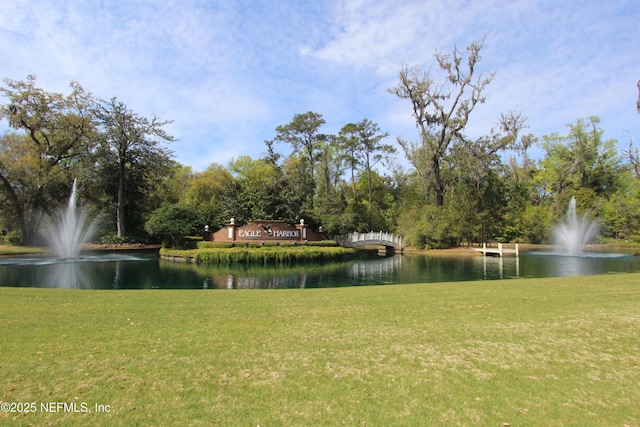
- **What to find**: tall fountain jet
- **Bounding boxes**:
[47,179,97,259]
[552,196,599,256]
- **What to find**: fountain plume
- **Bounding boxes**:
[552,196,599,255]
[46,179,97,259]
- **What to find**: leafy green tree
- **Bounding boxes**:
[446,126,524,244]
[228,155,281,222]
[394,110,529,248]
[599,168,640,241]
[334,119,397,230]
[516,204,553,244]
[149,162,193,207]
[352,170,396,231]
[500,131,539,232]
[183,163,232,207]
[272,111,325,209]
[181,163,234,229]
[145,204,203,247]
[337,123,361,199]
[263,139,299,223]
[0,76,97,244]
[312,187,358,235]
[396,202,456,249]
[446,168,508,245]
[316,134,344,199]
[277,155,313,224]
[94,97,175,238]
[500,153,544,243]
[0,132,32,240]
[350,119,394,223]
[537,117,622,214]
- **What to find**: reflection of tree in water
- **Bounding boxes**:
[221,272,308,289]
[112,261,122,289]
[177,256,404,289]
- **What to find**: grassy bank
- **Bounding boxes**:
[1,275,640,426]
[0,245,48,256]
[0,244,159,257]
[161,244,356,264]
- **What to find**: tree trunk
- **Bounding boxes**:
[432,155,445,207]
[351,166,357,199]
[367,166,373,224]
[0,171,28,244]
[309,162,315,210]
[636,80,640,114]
[117,162,126,238]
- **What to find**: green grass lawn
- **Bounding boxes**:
[1,274,639,426]
[0,246,48,256]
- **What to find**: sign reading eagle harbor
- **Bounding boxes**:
[203,219,324,244]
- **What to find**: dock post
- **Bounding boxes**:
[515,243,520,257]
[498,242,504,257]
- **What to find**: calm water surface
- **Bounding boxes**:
[1,250,639,289]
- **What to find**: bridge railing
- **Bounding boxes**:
[336,231,403,248]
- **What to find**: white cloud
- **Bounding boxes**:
[1,0,639,172]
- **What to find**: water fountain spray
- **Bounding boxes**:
[552,196,599,256]
[47,179,97,259]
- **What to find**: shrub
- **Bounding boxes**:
[305,240,339,247]
[198,241,235,249]
[162,246,356,265]
[99,234,129,245]
[0,230,22,245]
[145,204,203,248]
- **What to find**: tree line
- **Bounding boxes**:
[1,39,639,248]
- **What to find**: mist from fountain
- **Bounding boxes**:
[552,196,599,256]
[46,179,97,259]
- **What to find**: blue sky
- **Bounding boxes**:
[1,0,638,172]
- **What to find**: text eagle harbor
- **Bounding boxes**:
[203,219,324,244]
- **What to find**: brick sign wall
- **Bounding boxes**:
[208,220,323,243]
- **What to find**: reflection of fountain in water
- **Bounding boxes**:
[552,196,599,256]
[0,180,146,289]
[49,261,91,288]
[45,179,97,259]
[5,255,136,289]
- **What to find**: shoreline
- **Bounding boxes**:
[407,242,640,257]
[3,242,640,258]
[0,243,162,257]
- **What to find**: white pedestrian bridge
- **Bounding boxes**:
[336,231,403,251]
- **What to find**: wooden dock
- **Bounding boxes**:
[472,243,520,257]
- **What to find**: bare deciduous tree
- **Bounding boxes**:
[389,37,495,206]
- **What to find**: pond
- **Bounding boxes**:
[1,249,639,289]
